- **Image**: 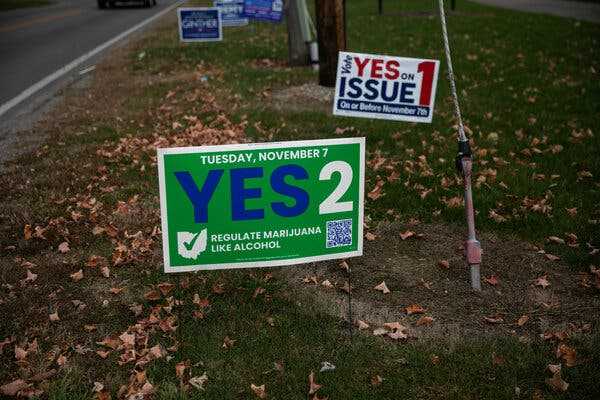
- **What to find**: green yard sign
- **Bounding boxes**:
[157,138,365,272]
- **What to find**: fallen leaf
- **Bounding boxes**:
[406,304,425,315]
[556,344,577,367]
[517,315,529,326]
[144,290,161,301]
[100,266,110,278]
[371,375,382,386]
[0,379,29,396]
[49,312,60,322]
[222,336,235,349]
[58,242,70,253]
[250,383,266,399]
[546,364,569,392]
[438,260,449,269]
[24,269,38,283]
[157,282,175,296]
[484,275,499,286]
[374,281,390,294]
[416,316,434,326]
[321,280,333,289]
[14,346,27,360]
[119,332,135,348]
[308,371,321,395]
[547,236,565,245]
[545,253,560,261]
[70,269,84,282]
[365,232,376,241]
[96,350,110,359]
[534,275,551,288]
[484,314,504,324]
[356,320,369,330]
[57,354,67,366]
[189,373,208,391]
[399,230,415,240]
[23,225,32,240]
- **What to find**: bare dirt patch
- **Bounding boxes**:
[279,221,599,342]
[270,83,334,113]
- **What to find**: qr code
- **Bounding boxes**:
[326,219,352,248]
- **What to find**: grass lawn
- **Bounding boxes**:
[0,0,599,399]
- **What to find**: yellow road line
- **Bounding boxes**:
[0,8,81,33]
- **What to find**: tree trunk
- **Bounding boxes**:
[315,0,346,87]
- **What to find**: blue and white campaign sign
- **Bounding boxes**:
[333,51,440,123]
[177,7,223,42]
[214,0,248,27]
[243,0,283,23]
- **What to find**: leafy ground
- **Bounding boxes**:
[0,0,599,399]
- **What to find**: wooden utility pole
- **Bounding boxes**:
[315,0,346,87]
[286,0,310,66]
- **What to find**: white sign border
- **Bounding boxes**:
[333,51,440,123]
[177,7,223,43]
[157,137,365,273]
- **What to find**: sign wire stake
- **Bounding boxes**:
[437,0,482,291]
[347,262,354,342]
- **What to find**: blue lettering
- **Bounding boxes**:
[175,170,224,223]
[231,167,264,220]
[270,164,309,217]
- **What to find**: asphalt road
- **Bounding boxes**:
[0,0,183,163]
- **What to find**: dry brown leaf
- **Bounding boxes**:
[374,281,390,294]
[70,269,84,282]
[547,236,565,245]
[189,373,208,391]
[406,304,425,315]
[96,350,110,359]
[365,232,376,241]
[546,364,569,392]
[157,282,175,296]
[0,379,29,396]
[545,253,561,261]
[49,312,60,322]
[144,290,161,301]
[484,275,499,286]
[484,314,504,324]
[517,315,529,326]
[556,344,577,367]
[308,371,321,395]
[58,242,70,253]
[321,280,333,289]
[356,320,369,330]
[438,260,449,269]
[399,230,415,240]
[23,225,32,240]
[371,375,383,386]
[57,354,67,366]
[534,275,551,288]
[222,336,235,349]
[250,383,266,399]
[100,266,110,278]
[24,269,38,283]
[373,328,387,336]
[14,346,27,360]
[416,316,434,326]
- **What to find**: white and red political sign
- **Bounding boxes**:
[333,51,440,123]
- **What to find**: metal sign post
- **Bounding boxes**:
[437,0,482,290]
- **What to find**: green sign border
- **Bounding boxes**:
[157,138,365,273]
